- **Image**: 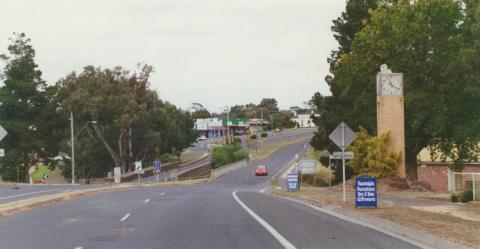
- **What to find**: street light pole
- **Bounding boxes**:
[70,111,75,184]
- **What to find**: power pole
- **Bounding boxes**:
[70,111,75,184]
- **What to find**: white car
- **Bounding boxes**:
[197,135,207,141]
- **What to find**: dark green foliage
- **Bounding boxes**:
[312,0,480,178]
[451,193,459,203]
[459,190,473,203]
[261,133,268,138]
[250,135,257,140]
[159,153,178,163]
[211,145,249,169]
[321,155,355,185]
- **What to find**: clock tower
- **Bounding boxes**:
[376,65,406,177]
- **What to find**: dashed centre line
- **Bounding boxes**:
[160,192,165,196]
[120,213,131,222]
[144,198,151,203]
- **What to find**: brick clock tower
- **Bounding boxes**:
[376,65,406,177]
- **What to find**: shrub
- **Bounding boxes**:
[459,190,473,203]
[159,153,177,163]
[451,194,459,203]
[411,180,432,192]
[211,145,249,168]
[386,177,409,190]
[261,132,268,137]
[250,134,257,139]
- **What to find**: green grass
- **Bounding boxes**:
[30,165,51,180]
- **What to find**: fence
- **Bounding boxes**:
[452,172,480,201]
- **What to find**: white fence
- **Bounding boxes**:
[453,172,480,201]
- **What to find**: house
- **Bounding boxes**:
[291,111,319,128]
[416,146,480,192]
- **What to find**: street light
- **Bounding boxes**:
[70,111,96,184]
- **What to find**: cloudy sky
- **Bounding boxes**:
[0,0,345,112]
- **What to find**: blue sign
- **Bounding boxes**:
[153,161,162,170]
[355,177,377,208]
[286,173,299,191]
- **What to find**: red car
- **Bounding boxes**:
[255,165,268,176]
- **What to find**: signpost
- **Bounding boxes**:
[355,177,377,208]
[329,122,357,202]
[287,173,299,191]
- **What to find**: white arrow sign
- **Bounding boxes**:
[0,125,7,142]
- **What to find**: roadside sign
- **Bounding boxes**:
[331,151,354,160]
[0,149,4,157]
[355,177,377,208]
[135,161,142,171]
[114,167,121,184]
[329,122,356,150]
[168,169,177,180]
[153,161,161,170]
[299,160,316,175]
[0,125,7,142]
[329,122,357,203]
[286,173,299,191]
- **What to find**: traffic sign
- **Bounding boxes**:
[0,149,4,157]
[331,151,354,160]
[329,122,356,150]
[135,161,142,171]
[153,161,161,170]
[0,125,7,142]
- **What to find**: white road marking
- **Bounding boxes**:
[63,189,71,192]
[144,198,151,203]
[259,187,268,193]
[120,213,130,222]
[0,189,56,200]
[74,247,83,249]
[232,191,296,249]
[160,192,165,196]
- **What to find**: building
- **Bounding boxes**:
[291,111,318,128]
[193,118,226,138]
[416,146,480,192]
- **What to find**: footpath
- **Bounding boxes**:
[271,182,479,249]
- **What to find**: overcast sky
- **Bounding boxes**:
[0,0,345,112]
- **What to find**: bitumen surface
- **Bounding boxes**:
[0,133,420,249]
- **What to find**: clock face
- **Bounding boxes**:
[380,75,402,96]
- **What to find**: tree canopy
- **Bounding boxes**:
[312,0,480,177]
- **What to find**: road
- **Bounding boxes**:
[0,136,419,249]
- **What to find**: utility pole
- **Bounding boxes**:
[70,111,75,184]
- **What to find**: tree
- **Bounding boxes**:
[349,128,401,178]
[58,65,196,175]
[0,33,59,181]
[312,0,480,178]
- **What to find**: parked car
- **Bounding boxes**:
[255,165,268,176]
[197,135,207,141]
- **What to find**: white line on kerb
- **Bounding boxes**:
[232,191,296,249]
[0,189,56,200]
[144,198,151,203]
[120,213,130,222]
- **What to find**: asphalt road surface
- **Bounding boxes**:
[0,135,419,249]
